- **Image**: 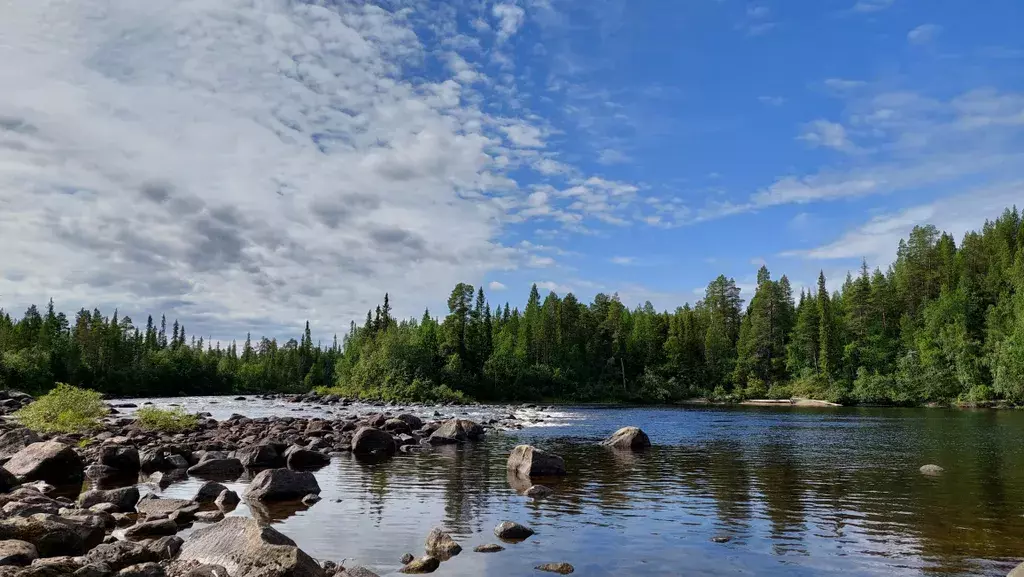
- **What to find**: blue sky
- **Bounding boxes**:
[1,0,1023,342]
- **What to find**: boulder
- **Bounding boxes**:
[79,487,140,513]
[194,482,229,505]
[236,444,283,469]
[337,567,380,577]
[187,458,243,480]
[920,464,944,476]
[243,468,320,502]
[0,514,104,557]
[428,419,484,443]
[0,539,37,567]
[474,544,504,553]
[74,563,115,577]
[525,485,553,498]
[2,441,84,485]
[176,517,325,577]
[85,464,123,481]
[424,528,461,558]
[147,536,183,561]
[381,419,411,435]
[0,469,16,494]
[0,429,40,462]
[395,414,423,429]
[599,426,651,451]
[135,496,198,517]
[506,445,565,477]
[98,446,141,473]
[351,428,396,455]
[124,519,179,539]
[1009,561,1024,577]
[284,447,330,470]
[494,521,534,541]
[214,490,239,510]
[536,562,574,574]
[165,454,190,469]
[84,541,159,571]
[116,563,166,577]
[139,450,168,473]
[399,556,440,574]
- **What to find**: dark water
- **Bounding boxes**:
[126,398,1024,576]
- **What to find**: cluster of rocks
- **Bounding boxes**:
[0,392,33,417]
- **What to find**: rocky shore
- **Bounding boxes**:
[0,390,610,577]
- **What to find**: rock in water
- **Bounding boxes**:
[1009,561,1024,577]
[194,482,229,505]
[98,445,141,473]
[78,487,140,513]
[284,447,331,470]
[399,556,440,574]
[187,458,243,480]
[2,441,84,485]
[0,429,40,462]
[525,485,553,498]
[400,553,415,564]
[474,544,504,553]
[135,496,198,517]
[124,519,179,539]
[536,562,575,574]
[599,426,651,450]
[507,445,566,477]
[424,527,462,558]
[236,444,284,469]
[0,539,38,567]
[243,468,320,502]
[338,567,381,577]
[0,514,104,557]
[351,427,396,455]
[176,517,325,577]
[920,464,944,476]
[428,419,484,443]
[215,490,240,510]
[494,521,534,541]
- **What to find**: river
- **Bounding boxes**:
[118,397,1024,576]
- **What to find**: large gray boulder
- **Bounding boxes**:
[124,519,179,539]
[78,487,140,513]
[98,445,141,473]
[428,419,484,443]
[236,444,283,469]
[176,517,325,577]
[284,447,330,470]
[0,539,37,567]
[0,513,104,557]
[194,482,229,505]
[600,426,651,450]
[135,496,198,517]
[85,540,159,571]
[243,468,320,502]
[494,521,534,541]
[507,445,565,477]
[0,429,40,463]
[2,441,84,485]
[351,428,396,455]
[399,556,440,574]
[187,458,243,480]
[424,528,461,559]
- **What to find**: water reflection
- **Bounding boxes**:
[131,399,1024,576]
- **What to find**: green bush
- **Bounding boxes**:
[15,383,109,433]
[135,406,199,432]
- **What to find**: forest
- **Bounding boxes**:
[2,208,1023,405]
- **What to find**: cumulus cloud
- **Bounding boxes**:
[799,120,857,152]
[908,24,942,45]
[493,3,527,43]
[488,281,507,291]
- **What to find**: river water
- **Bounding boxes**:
[120,397,1024,576]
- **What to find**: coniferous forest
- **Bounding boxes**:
[2,209,1024,405]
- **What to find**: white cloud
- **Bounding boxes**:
[758,96,786,106]
[534,280,573,294]
[488,281,507,291]
[798,120,857,151]
[528,255,556,267]
[852,0,895,13]
[493,3,526,43]
[0,0,643,341]
[908,24,942,45]
[597,148,630,165]
[610,256,634,265]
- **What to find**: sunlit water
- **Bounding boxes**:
[116,397,1024,576]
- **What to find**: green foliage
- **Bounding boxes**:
[14,383,108,433]
[135,406,199,432]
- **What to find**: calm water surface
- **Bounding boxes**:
[125,397,1024,576]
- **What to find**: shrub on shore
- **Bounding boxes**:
[135,406,199,432]
[14,383,109,433]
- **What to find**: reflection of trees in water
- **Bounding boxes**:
[754,441,807,556]
[704,439,752,536]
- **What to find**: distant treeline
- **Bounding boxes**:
[2,208,1024,405]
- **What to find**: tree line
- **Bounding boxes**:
[2,208,1023,404]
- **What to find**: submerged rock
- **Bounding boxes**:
[243,468,320,502]
[536,562,575,574]
[919,464,944,476]
[424,528,461,559]
[399,556,440,574]
[599,426,651,450]
[525,485,553,498]
[494,521,534,541]
[474,544,504,553]
[507,445,565,477]
[351,428,396,455]
[176,517,325,577]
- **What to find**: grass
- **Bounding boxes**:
[134,406,199,432]
[14,383,109,434]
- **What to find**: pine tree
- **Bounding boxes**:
[818,272,841,383]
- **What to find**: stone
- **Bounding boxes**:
[2,441,84,485]
[85,464,123,481]
[0,429,40,462]
[186,458,243,480]
[165,454,190,469]
[535,563,574,574]
[473,544,504,553]
[243,468,320,502]
[0,469,15,494]
[147,536,183,560]
[135,496,198,517]
[494,521,534,541]
[351,428,396,455]
[398,556,440,574]
[214,490,239,510]
[424,528,461,558]
[194,511,224,523]
[74,563,114,577]
[400,553,414,564]
[84,541,159,571]
[338,567,380,577]
[194,482,228,505]
[301,494,320,505]
[116,563,166,577]
[710,535,731,544]
[1009,562,1024,577]
[98,446,141,472]
[428,419,484,443]
[525,485,553,498]
[79,487,140,513]
[0,539,37,567]
[506,445,565,477]
[284,447,330,470]
[920,464,944,476]
[176,517,325,577]
[124,519,179,539]
[395,414,423,429]
[599,426,651,450]
[236,444,283,469]
[0,514,104,557]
